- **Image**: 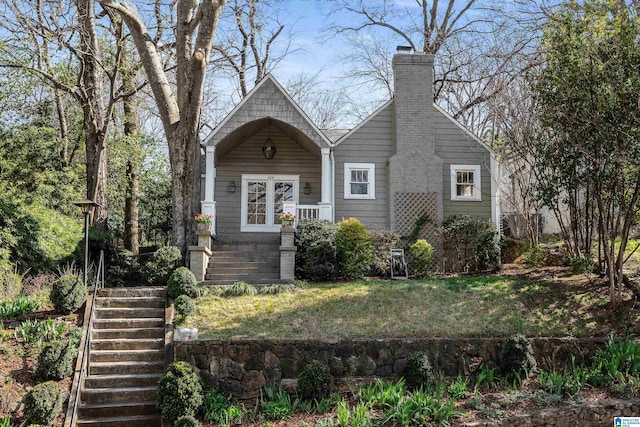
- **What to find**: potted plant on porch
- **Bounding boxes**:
[279,211,296,228]
[194,212,213,233]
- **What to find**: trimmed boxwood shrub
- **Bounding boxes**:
[174,295,197,317]
[409,239,434,278]
[157,361,203,421]
[22,381,62,426]
[336,218,373,279]
[369,229,401,277]
[144,246,181,286]
[35,340,78,381]
[50,274,85,314]
[295,219,338,281]
[174,415,201,427]
[167,267,198,299]
[403,351,434,389]
[499,334,537,378]
[297,360,333,400]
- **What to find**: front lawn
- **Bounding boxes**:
[184,267,631,340]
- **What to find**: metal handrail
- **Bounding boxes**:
[69,250,105,427]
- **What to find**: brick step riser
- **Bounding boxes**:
[81,389,158,405]
[76,417,162,427]
[91,350,164,363]
[97,288,165,298]
[77,403,159,419]
[84,375,161,389]
[95,309,165,319]
[90,363,164,376]
[91,339,164,351]
[205,268,262,275]
[95,298,165,309]
[93,319,164,329]
[92,328,164,340]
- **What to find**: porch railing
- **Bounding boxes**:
[296,205,320,222]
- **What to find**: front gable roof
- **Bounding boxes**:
[204,74,332,150]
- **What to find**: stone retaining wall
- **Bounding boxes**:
[174,337,607,399]
[462,398,640,426]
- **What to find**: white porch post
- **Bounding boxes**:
[318,147,333,221]
[201,145,216,235]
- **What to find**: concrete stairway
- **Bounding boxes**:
[75,287,165,427]
[203,243,280,285]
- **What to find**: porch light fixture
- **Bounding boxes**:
[227,180,236,193]
[262,121,276,159]
[304,182,311,195]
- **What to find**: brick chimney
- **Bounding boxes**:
[388,51,443,231]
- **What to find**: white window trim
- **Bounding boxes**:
[450,164,482,201]
[241,174,299,232]
[344,163,376,200]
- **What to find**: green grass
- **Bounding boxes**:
[184,274,614,340]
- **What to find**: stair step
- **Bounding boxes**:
[201,278,285,286]
[81,386,157,405]
[78,401,159,419]
[93,318,164,329]
[95,307,165,319]
[91,349,164,363]
[98,287,165,298]
[91,338,164,351]
[92,327,164,340]
[96,297,165,308]
[84,374,162,389]
[206,266,261,274]
[76,414,162,426]
[90,361,164,375]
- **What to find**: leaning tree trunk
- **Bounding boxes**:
[123,73,140,254]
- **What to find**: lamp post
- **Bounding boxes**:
[74,199,99,288]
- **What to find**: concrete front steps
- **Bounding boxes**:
[202,243,281,285]
[75,287,165,427]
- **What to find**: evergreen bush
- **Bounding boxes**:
[369,229,401,277]
[335,218,373,279]
[50,274,85,314]
[403,351,434,389]
[22,381,62,426]
[35,340,78,381]
[144,246,181,286]
[499,334,537,378]
[174,295,197,317]
[409,239,434,278]
[442,214,500,272]
[295,220,338,281]
[297,360,333,400]
[174,415,201,427]
[167,267,198,299]
[157,361,203,421]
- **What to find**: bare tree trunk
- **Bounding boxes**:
[123,81,140,254]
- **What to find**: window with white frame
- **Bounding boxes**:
[450,165,481,201]
[344,163,375,199]
[241,174,298,232]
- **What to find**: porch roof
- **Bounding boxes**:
[203,75,332,154]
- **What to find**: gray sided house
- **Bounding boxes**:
[192,52,499,284]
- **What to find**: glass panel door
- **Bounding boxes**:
[246,181,267,225]
[273,181,294,224]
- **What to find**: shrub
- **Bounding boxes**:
[568,254,596,275]
[157,362,203,422]
[522,245,545,267]
[35,340,78,381]
[0,382,23,413]
[0,268,22,300]
[222,281,257,297]
[145,246,181,286]
[403,351,433,389]
[174,295,197,318]
[369,229,402,277]
[50,274,85,314]
[295,220,338,281]
[499,334,537,378]
[203,391,244,425]
[336,218,373,279]
[167,267,198,299]
[174,415,201,427]
[261,385,294,420]
[442,214,500,272]
[409,239,434,278]
[297,360,333,400]
[22,381,62,426]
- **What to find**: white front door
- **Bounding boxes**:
[241,174,299,232]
